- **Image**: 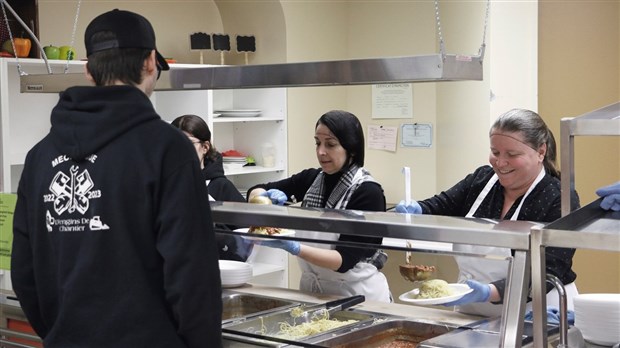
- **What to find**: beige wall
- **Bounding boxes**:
[539,0,620,293]
[38,0,224,64]
[34,1,618,294]
[279,1,492,296]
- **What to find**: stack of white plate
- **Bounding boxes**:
[574,293,620,346]
[222,156,247,163]
[222,156,247,168]
[219,260,253,288]
[214,109,261,117]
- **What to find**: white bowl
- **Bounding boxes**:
[574,293,620,346]
[221,272,252,281]
[219,260,252,271]
[219,260,252,288]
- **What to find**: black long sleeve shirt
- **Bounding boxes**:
[418,165,580,301]
[248,167,386,272]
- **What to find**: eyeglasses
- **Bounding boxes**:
[156,62,162,80]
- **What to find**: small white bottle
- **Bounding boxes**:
[262,142,275,168]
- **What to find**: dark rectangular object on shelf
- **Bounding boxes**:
[190,32,211,50]
[236,35,255,52]
[213,33,230,51]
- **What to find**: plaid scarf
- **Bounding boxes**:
[303,164,376,209]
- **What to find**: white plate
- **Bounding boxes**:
[234,227,295,241]
[221,272,252,278]
[215,109,261,117]
[222,156,246,160]
[399,283,473,305]
[221,280,249,288]
[219,260,252,271]
[221,276,252,282]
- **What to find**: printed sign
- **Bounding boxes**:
[0,193,17,270]
[372,84,413,119]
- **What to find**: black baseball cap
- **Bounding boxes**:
[85,9,169,71]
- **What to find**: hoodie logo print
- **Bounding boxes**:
[49,165,94,215]
[44,159,108,232]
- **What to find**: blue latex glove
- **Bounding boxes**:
[524,307,575,325]
[442,279,491,306]
[596,181,620,211]
[394,200,422,214]
[259,239,301,255]
[260,189,287,205]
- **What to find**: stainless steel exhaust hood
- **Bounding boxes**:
[20,53,482,93]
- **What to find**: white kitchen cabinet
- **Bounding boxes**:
[211,88,290,288]
[0,58,86,194]
[0,59,289,289]
[152,69,290,288]
[211,88,288,193]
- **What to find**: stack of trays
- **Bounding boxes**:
[219,260,253,288]
[574,293,620,346]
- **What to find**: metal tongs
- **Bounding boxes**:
[291,295,365,323]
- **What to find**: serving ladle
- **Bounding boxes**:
[399,240,436,282]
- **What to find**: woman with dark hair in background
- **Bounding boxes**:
[396,108,580,317]
[172,114,253,262]
[247,110,391,302]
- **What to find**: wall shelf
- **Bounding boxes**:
[19,54,483,93]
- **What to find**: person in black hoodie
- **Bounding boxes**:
[10,9,222,348]
[171,114,253,261]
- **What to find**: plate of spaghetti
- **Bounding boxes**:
[234,227,295,241]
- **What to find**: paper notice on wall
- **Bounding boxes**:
[0,193,17,270]
[401,123,432,148]
[371,84,413,119]
[367,125,397,152]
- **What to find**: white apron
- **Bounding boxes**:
[297,229,391,303]
[298,169,391,303]
[205,179,215,201]
[454,168,578,316]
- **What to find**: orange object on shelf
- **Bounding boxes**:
[222,149,246,157]
[7,319,43,347]
[13,37,31,58]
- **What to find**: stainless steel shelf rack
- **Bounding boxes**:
[531,200,620,347]
[560,102,620,216]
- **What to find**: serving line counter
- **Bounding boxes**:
[531,200,620,347]
[219,285,481,347]
[2,202,574,347]
[211,201,536,347]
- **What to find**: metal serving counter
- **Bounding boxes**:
[211,201,536,348]
[531,200,620,347]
